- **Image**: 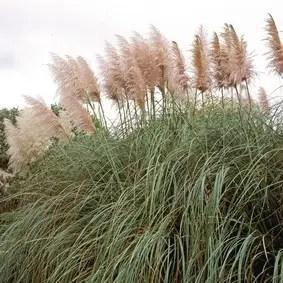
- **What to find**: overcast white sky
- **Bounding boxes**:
[0,0,283,108]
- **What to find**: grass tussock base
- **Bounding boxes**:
[2,105,283,282]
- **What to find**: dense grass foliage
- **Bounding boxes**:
[2,105,283,282]
[0,108,18,170]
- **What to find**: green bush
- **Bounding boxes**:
[1,106,283,282]
[0,108,18,170]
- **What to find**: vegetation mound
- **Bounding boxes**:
[2,106,283,282]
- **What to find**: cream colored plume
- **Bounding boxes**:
[99,42,127,103]
[4,96,72,172]
[258,87,270,112]
[265,14,283,75]
[4,111,50,172]
[211,32,230,88]
[24,96,71,139]
[0,169,13,190]
[149,25,170,90]
[116,34,146,109]
[192,27,212,92]
[131,32,160,92]
[76,56,100,102]
[226,25,253,85]
[4,119,25,172]
[97,55,123,103]
[49,54,100,102]
[168,41,190,96]
[49,54,84,99]
[60,92,95,133]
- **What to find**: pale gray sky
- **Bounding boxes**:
[0,0,283,108]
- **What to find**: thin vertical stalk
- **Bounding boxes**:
[209,91,214,107]
[171,92,176,118]
[150,89,156,120]
[161,87,166,118]
[230,88,234,110]
[121,101,128,132]
[145,91,150,120]
[234,84,244,128]
[125,94,133,131]
[117,100,124,136]
[160,65,166,118]
[184,89,190,115]
[185,89,190,105]
[117,100,123,125]
[133,100,139,127]
[193,88,198,116]
[201,91,205,108]
[221,88,224,108]
[140,106,146,127]
[99,100,108,131]
[234,85,242,107]
[86,97,97,119]
[244,79,252,112]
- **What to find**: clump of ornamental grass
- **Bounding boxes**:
[2,102,283,282]
[4,55,100,174]
[2,15,283,282]
[5,22,260,173]
[210,24,253,108]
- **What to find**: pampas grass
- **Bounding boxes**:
[49,54,85,100]
[192,27,212,93]
[49,54,101,105]
[5,16,282,171]
[97,48,124,104]
[76,56,100,102]
[131,32,160,93]
[211,32,225,88]
[149,25,170,91]
[0,169,13,193]
[192,27,212,109]
[214,24,254,108]
[265,14,283,76]
[23,96,71,140]
[116,35,146,110]
[60,92,96,134]
[226,25,253,85]
[4,111,48,172]
[3,105,283,282]
[4,96,72,172]
[168,41,190,97]
[3,14,283,283]
[258,87,270,113]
